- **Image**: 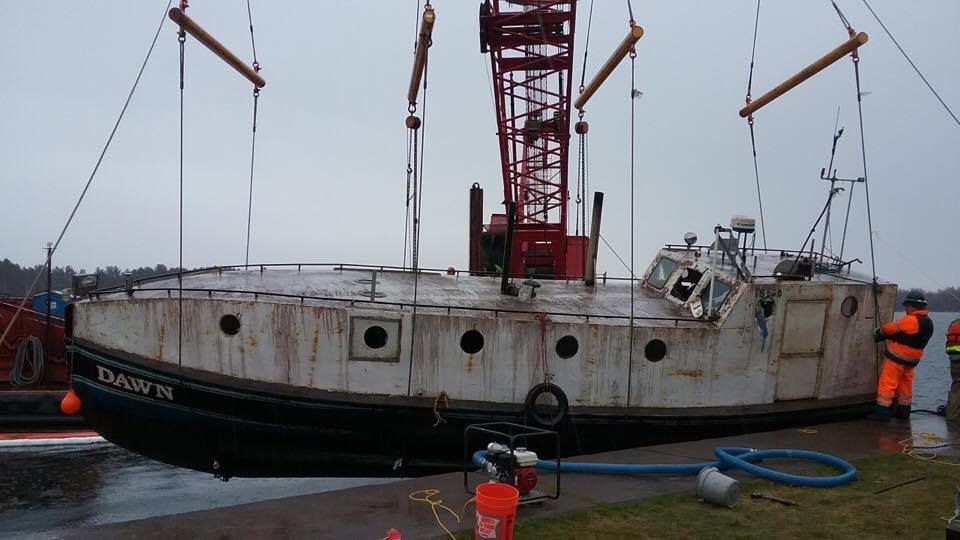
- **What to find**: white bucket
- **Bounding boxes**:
[696,466,740,508]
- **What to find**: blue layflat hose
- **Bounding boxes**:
[472,446,856,487]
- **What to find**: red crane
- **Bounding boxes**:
[472,0,585,279]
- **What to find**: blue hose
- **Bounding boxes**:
[472,446,856,487]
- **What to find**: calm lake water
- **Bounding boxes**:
[1,312,956,537]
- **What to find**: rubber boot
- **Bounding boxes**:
[866,404,892,422]
[893,403,912,420]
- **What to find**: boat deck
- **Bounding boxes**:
[87,264,707,327]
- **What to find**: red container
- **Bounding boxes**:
[474,482,519,540]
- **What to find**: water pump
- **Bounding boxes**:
[480,442,539,495]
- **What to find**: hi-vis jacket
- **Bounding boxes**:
[880,310,934,367]
[947,317,960,355]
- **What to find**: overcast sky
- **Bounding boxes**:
[1,1,958,290]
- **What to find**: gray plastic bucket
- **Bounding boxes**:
[695,466,740,508]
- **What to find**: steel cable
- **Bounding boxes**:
[745,0,768,249]
[860,0,960,128]
[0,0,173,350]
[178,24,185,371]
[244,0,261,266]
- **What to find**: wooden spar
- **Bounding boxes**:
[739,32,868,118]
[574,25,644,111]
[168,8,266,88]
[407,7,436,106]
[584,192,604,287]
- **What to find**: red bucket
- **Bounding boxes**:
[474,482,519,540]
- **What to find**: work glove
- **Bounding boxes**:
[873,327,885,343]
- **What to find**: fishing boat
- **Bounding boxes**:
[63,1,901,477]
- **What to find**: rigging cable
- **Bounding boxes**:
[243,0,262,266]
[178,2,186,371]
[0,0,174,349]
[575,0,595,238]
[860,0,960,128]
[626,30,637,404]
[832,0,882,379]
[406,1,431,397]
[744,0,768,249]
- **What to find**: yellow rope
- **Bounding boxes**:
[797,428,819,434]
[407,489,475,540]
[433,391,449,427]
[898,432,960,466]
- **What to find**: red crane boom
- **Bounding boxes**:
[473,0,586,279]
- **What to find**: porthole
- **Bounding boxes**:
[460,330,484,354]
[645,339,667,362]
[556,335,579,359]
[364,326,388,349]
[219,314,241,336]
[841,296,859,318]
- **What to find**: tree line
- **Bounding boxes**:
[895,287,960,313]
[0,258,178,297]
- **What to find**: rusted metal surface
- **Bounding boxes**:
[74,248,894,411]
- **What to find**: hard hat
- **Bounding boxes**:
[903,289,927,308]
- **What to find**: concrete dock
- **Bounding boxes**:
[61,415,959,539]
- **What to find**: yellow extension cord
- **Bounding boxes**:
[407,489,476,540]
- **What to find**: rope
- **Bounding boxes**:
[744,0,767,249]
[0,0,172,350]
[535,312,550,386]
[898,432,960,466]
[178,18,186,371]
[407,489,475,540]
[11,336,44,386]
[860,0,960,128]
[626,0,634,24]
[243,0,261,266]
[432,390,448,427]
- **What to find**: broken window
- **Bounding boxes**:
[670,267,703,302]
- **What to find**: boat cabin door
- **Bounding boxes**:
[775,300,828,400]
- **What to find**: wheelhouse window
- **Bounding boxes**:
[670,267,703,302]
[648,257,678,289]
[699,278,732,314]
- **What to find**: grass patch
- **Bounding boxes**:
[457,453,960,539]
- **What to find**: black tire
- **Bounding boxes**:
[524,383,568,427]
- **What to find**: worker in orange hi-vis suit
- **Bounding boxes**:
[868,290,934,421]
[944,316,960,421]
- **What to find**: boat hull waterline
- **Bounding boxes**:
[71,340,874,478]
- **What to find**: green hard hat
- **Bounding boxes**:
[903,289,927,308]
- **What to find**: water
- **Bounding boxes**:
[0,442,390,537]
[1,313,955,536]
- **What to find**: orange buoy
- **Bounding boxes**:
[60,389,82,415]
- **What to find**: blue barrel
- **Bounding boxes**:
[32,292,66,319]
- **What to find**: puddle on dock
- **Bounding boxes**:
[0,442,391,537]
